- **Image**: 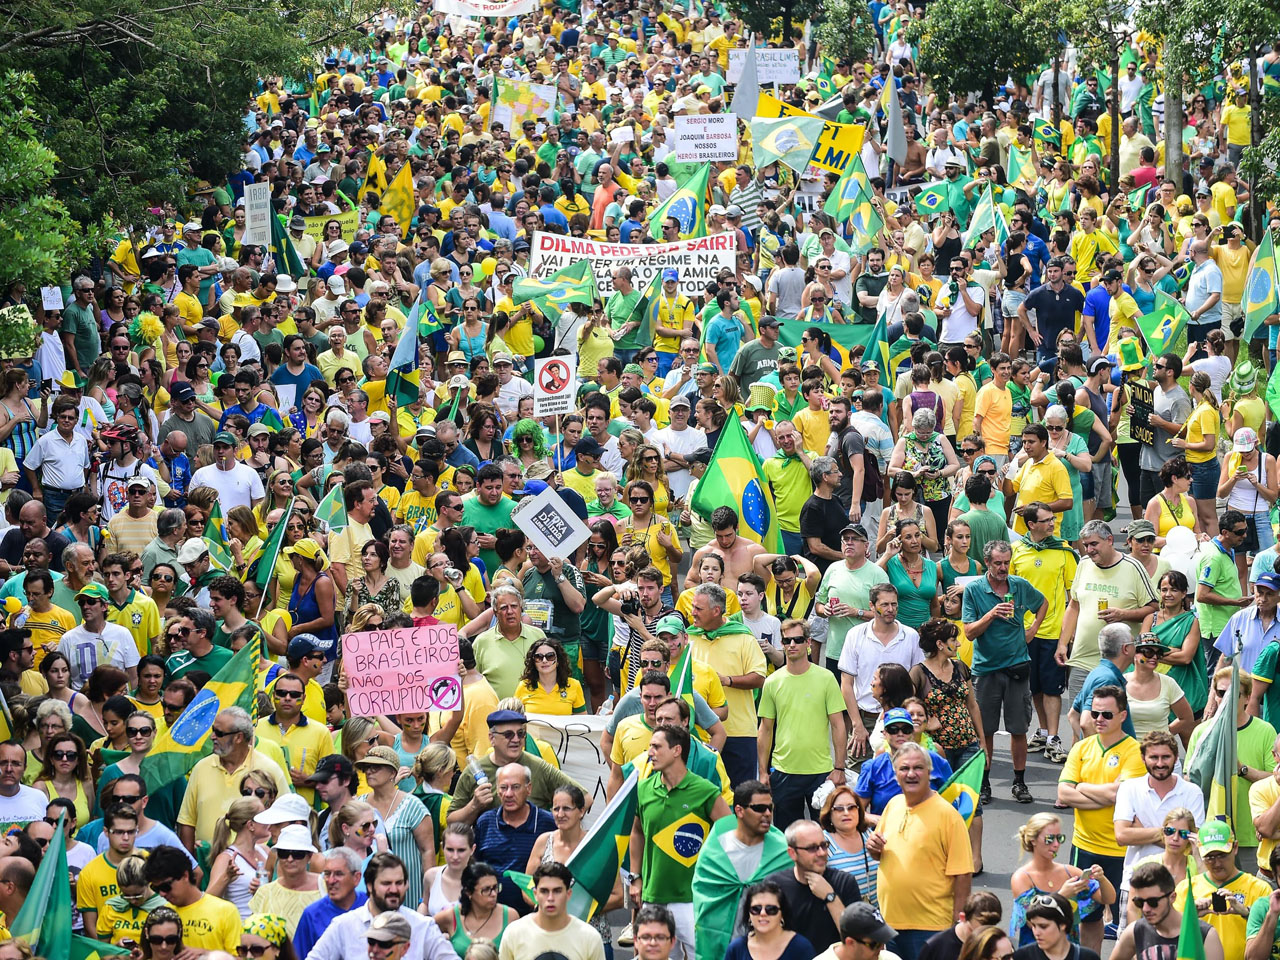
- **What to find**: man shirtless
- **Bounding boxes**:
[685,506,766,589]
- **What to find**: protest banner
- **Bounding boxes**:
[533,356,576,417]
[528,232,736,300]
[727,48,801,84]
[491,78,556,134]
[526,713,611,814]
[674,114,737,162]
[756,92,866,176]
[512,485,593,559]
[1128,378,1155,445]
[343,624,461,715]
[433,0,535,15]
[302,208,359,243]
[241,182,272,247]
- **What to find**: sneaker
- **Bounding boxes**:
[618,924,634,947]
[1104,923,1120,941]
[1044,737,1068,763]
[979,782,992,806]
[1012,780,1034,804]
[1028,730,1047,753]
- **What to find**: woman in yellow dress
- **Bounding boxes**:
[32,732,94,825]
[1171,371,1222,536]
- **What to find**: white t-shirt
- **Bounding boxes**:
[230,329,261,364]
[654,424,708,499]
[743,610,782,652]
[58,622,139,689]
[495,375,533,417]
[934,282,987,343]
[498,915,605,960]
[1113,774,1205,889]
[190,462,266,512]
[828,250,854,308]
[0,785,53,827]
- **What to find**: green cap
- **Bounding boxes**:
[623,363,644,376]
[1198,820,1234,854]
[213,431,237,446]
[75,583,111,604]
[697,362,717,375]
[654,614,687,637]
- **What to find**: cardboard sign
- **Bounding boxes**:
[511,486,592,559]
[674,113,737,162]
[533,356,577,417]
[727,48,801,84]
[343,624,461,715]
[242,182,273,248]
[40,287,64,311]
[528,231,736,300]
[1129,378,1155,446]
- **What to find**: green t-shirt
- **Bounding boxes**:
[758,664,847,774]
[1253,640,1280,729]
[761,453,811,533]
[815,561,891,661]
[728,341,783,392]
[606,288,644,350]
[959,507,1010,564]
[176,246,218,302]
[1246,891,1280,951]
[165,645,234,682]
[462,496,516,573]
[60,301,101,372]
[1197,541,1243,639]
[636,769,721,903]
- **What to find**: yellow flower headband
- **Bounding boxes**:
[243,914,291,947]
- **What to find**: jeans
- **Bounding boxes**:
[770,770,832,829]
[892,928,945,960]
[781,530,804,555]
[615,348,640,365]
[655,351,677,377]
[720,737,758,786]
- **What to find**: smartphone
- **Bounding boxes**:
[1212,891,1228,913]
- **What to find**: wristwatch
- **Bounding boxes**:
[555,574,567,584]
[824,892,837,904]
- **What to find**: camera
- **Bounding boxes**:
[619,597,642,617]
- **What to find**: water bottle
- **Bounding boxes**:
[596,695,615,717]
[467,755,489,786]
[256,863,270,887]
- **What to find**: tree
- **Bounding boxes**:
[734,0,823,49]
[0,72,96,293]
[814,0,875,69]
[0,0,380,230]
[1060,0,1128,189]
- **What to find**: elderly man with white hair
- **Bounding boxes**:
[474,761,555,913]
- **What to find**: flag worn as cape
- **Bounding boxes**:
[692,818,793,960]
[689,417,784,553]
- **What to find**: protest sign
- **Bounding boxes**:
[728,48,801,84]
[674,114,737,162]
[512,485,593,559]
[433,0,535,15]
[528,232,736,300]
[302,208,359,243]
[1128,379,1155,445]
[533,357,576,417]
[491,78,556,135]
[526,713,611,814]
[242,182,272,247]
[609,125,634,144]
[343,624,461,715]
[40,287,64,311]
[756,92,866,176]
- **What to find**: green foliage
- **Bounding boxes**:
[0,72,96,292]
[908,0,1062,99]
[734,0,823,44]
[0,0,380,231]
[814,0,875,68]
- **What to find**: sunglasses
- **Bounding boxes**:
[750,904,781,916]
[241,787,269,799]
[126,726,154,738]
[277,848,311,860]
[1163,827,1191,839]
[629,496,651,504]
[151,879,176,895]
[533,652,558,663]
[1090,709,1114,720]
[744,802,773,813]
[149,934,181,946]
[884,724,914,736]
[1041,833,1067,844]
[237,946,273,958]
[53,750,79,761]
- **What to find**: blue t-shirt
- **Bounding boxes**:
[1082,285,1113,350]
[270,363,325,400]
[1070,660,1138,737]
[706,313,746,372]
[854,749,952,814]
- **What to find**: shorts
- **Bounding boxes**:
[1090,457,1113,510]
[1003,289,1028,318]
[1071,848,1125,913]
[1223,301,1244,340]
[1029,637,1068,696]
[1189,457,1220,500]
[579,632,609,663]
[974,666,1033,736]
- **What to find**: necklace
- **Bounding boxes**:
[463,904,497,935]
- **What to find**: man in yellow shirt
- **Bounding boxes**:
[1210,223,1252,345]
[253,672,334,807]
[1176,821,1270,960]
[1211,165,1246,225]
[1221,89,1251,166]
[78,803,140,937]
[606,670,670,796]
[143,845,242,953]
[1067,208,1119,282]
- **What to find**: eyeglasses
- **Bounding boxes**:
[1163,827,1191,839]
[884,724,914,736]
[151,879,176,895]
[1046,425,1064,432]
[367,939,407,952]
[789,843,826,853]
[148,934,181,946]
[639,658,666,669]
[629,496,651,504]
[781,637,808,646]
[1131,893,1171,909]
[961,447,978,455]
[274,688,303,700]
[210,727,237,738]
[637,934,672,944]
[491,729,525,739]
[978,468,997,477]
[1230,527,1249,537]
[1090,709,1114,720]
[750,903,781,916]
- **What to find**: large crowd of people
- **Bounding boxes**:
[0,2,1277,960]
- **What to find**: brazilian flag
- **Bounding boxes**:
[824,155,882,255]
[269,212,306,279]
[203,503,234,571]
[750,116,824,174]
[513,260,600,323]
[690,416,783,552]
[776,318,891,373]
[315,482,347,533]
[386,299,424,407]
[914,185,949,216]
[1032,117,1061,149]
[647,163,710,240]
[939,748,985,826]
[1243,227,1280,341]
[139,636,261,793]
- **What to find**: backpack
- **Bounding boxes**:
[836,426,882,504]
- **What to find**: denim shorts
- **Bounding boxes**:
[1189,457,1220,500]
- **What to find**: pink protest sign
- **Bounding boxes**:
[342,624,462,715]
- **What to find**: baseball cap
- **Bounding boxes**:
[1101,269,1124,283]
[663,268,679,282]
[75,583,111,604]
[247,423,272,438]
[840,524,869,541]
[840,903,897,946]
[176,538,210,564]
[573,436,604,459]
[883,707,914,730]
[306,754,355,784]
[1088,357,1114,374]
[1257,573,1280,592]
[758,314,779,328]
[513,478,549,497]
[1198,820,1234,855]
[1125,519,1156,540]
[668,395,692,409]
[213,431,238,447]
[126,475,154,492]
[486,709,527,727]
[367,912,413,945]
[492,353,514,366]
[287,632,334,661]
[655,614,687,637]
[1234,426,1259,453]
[708,204,727,217]
[169,381,196,403]
[254,793,313,825]
[327,275,347,294]
[697,362,717,375]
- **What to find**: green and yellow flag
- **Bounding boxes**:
[269,213,306,279]
[690,415,783,552]
[315,483,347,533]
[939,748,985,827]
[647,163,710,240]
[1136,290,1192,359]
[513,260,599,323]
[203,503,234,571]
[824,155,882,255]
[564,769,639,919]
[1175,878,1205,960]
[914,185,949,216]
[1032,117,1061,149]
[1186,653,1238,830]
[750,116,825,174]
[1007,145,1037,191]
[962,184,1009,249]
[250,498,294,590]
[1243,227,1280,342]
[776,318,891,373]
[139,634,260,791]
[360,149,388,202]
[380,160,417,239]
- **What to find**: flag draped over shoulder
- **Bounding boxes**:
[564,769,639,919]
[776,318,891,373]
[693,818,793,960]
[647,163,710,240]
[750,116,825,174]
[939,748,985,826]
[690,416,783,552]
[1007,145,1037,190]
[1136,290,1192,359]
[139,638,260,793]
[1186,652,1239,831]
[1243,228,1280,342]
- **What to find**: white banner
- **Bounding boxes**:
[433,0,535,15]
[727,48,801,84]
[674,114,737,162]
[526,713,611,821]
[528,232,737,300]
[242,182,272,248]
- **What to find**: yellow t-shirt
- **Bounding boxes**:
[27,605,76,666]
[609,715,656,766]
[1068,229,1119,280]
[97,900,152,946]
[974,382,1013,455]
[1184,401,1220,464]
[77,853,124,916]
[172,894,243,952]
[1211,244,1252,304]
[1059,734,1146,856]
[1211,181,1238,226]
[874,792,974,932]
[1176,871,1270,960]
[514,677,587,715]
[1222,103,1251,146]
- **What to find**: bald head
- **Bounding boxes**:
[0,857,33,895]
[18,502,48,537]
